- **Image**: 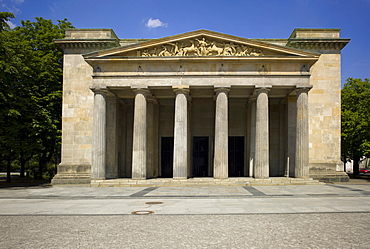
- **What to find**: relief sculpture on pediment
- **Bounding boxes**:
[138,37,263,57]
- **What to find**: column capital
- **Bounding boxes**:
[90,87,109,94]
[248,97,257,104]
[214,87,230,95]
[133,88,150,96]
[147,95,158,104]
[295,85,312,94]
[106,91,117,99]
[173,86,190,101]
[254,87,271,95]
[173,86,190,94]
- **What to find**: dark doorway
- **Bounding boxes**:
[193,137,209,177]
[229,137,245,177]
[161,137,173,178]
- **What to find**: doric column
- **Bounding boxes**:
[214,88,229,179]
[146,96,157,179]
[106,93,118,179]
[132,89,149,180]
[286,95,297,177]
[173,87,189,179]
[254,88,270,178]
[295,87,311,178]
[248,99,256,177]
[91,88,108,180]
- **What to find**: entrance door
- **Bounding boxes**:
[193,137,209,177]
[228,137,244,177]
[161,137,173,178]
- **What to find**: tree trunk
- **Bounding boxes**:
[6,155,11,183]
[20,160,25,178]
[353,154,360,177]
[19,149,25,178]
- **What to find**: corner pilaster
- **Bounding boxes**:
[91,87,108,180]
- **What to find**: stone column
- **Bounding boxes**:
[286,95,297,177]
[214,88,229,179]
[248,99,256,177]
[295,87,310,178]
[254,88,270,178]
[278,101,286,176]
[173,87,189,179]
[132,89,148,180]
[91,88,107,180]
[146,96,157,179]
[106,93,118,179]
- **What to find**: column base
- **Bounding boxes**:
[173,177,187,180]
[132,177,147,180]
[309,162,349,182]
[51,163,91,185]
[214,176,228,179]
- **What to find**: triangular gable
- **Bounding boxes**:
[84,29,319,58]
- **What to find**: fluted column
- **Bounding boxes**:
[173,87,189,179]
[146,96,157,178]
[91,88,108,180]
[106,93,118,178]
[214,88,229,179]
[132,89,149,180]
[248,99,256,177]
[295,87,311,178]
[254,88,270,178]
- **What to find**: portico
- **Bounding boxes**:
[89,83,311,180]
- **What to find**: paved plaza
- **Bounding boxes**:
[1,183,370,248]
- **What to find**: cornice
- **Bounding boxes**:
[287,38,350,50]
[55,39,120,51]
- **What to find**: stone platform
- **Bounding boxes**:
[90,177,324,187]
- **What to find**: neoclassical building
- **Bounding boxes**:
[52,28,350,185]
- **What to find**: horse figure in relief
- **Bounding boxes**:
[207,42,224,55]
[183,40,198,56]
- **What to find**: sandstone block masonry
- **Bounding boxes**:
[52,28,350,185]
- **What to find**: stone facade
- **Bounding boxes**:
[51,28,350,185]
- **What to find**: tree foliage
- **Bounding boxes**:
[0,12,15,31]
[0,13,74,181]
[341,78,370,176]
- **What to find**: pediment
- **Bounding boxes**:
[85,30,319,58]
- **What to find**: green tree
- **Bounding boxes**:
[0,13,74,181]
[0,12,15,31]
[341,78,370,176]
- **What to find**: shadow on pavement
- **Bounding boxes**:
[0,176,51,188]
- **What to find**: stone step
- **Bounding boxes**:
[91,177,324,187]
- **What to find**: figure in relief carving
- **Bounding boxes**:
[183,40,198,56]
[142,49,151,57]
[250,49,263,56]
[207,42,223,55]
[196,38,209,56]
[139,37,264,57]
[150,47,158,56]
[158,45,172,56]
[222,42,236,56]
[168,42,180,56]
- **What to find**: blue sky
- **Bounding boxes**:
[1,0,369,85]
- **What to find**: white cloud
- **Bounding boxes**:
[0,0,24,14]
[145,18,168,28]
[6,20,16,29]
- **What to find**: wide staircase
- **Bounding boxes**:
[91,177,324,187]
